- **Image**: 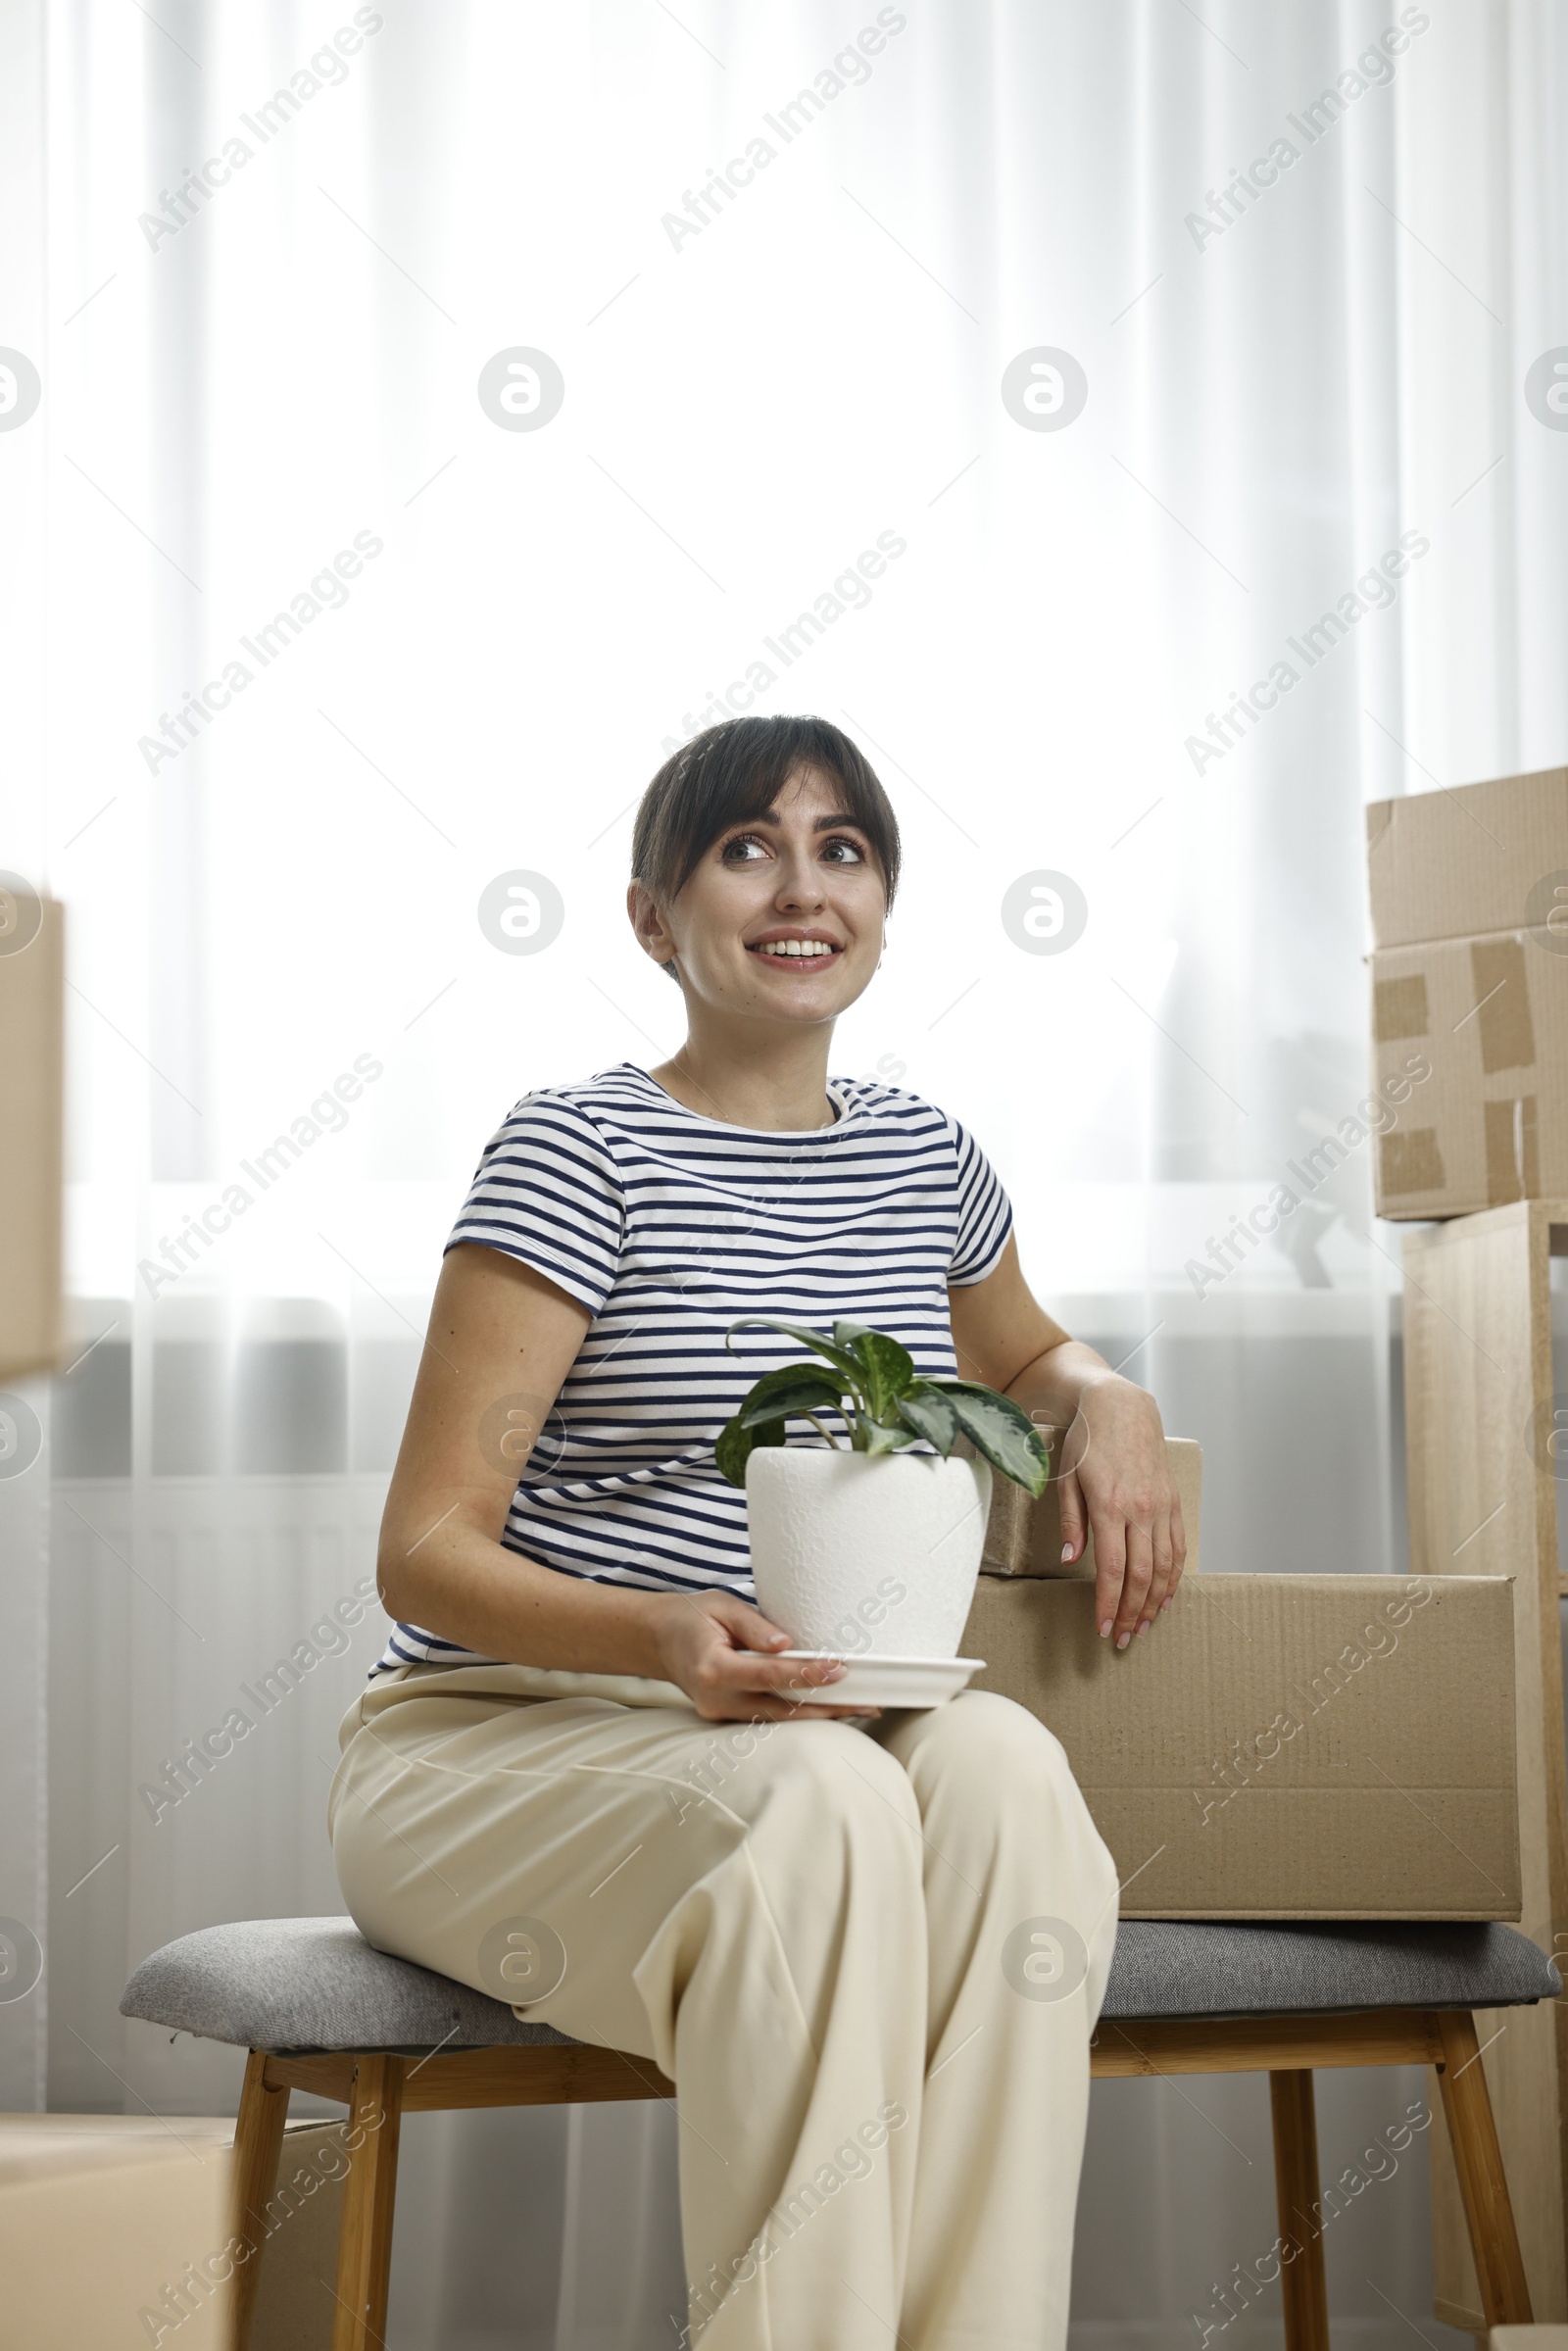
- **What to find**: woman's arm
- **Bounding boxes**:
[377,1243,874,1720]
[947,1234,1186,1646]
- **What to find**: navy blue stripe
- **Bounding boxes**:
[374,1062,1013,1673]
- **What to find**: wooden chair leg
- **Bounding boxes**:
[1269,2070,1331,2351]
[230,2049,290,2351]
[330,2054,406,2351]
[1436,2011,1533,2326]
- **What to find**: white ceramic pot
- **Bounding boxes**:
[745,1446,994,1658]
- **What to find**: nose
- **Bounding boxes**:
[774,847,827,907]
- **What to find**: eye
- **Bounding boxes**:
[718,828,868,864]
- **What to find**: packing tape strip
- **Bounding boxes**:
[1470,936,1537,1073]
[1484,1095,1540,1205]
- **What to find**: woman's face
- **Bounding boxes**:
[635,763,885,1022]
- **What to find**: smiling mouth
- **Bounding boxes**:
[746,942,843,970]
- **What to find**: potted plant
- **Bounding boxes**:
[716,1318,1052,1662]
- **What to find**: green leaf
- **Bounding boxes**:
[832,1322,915,1420]
[725,1316,863,1386]
[738,1374,848,1430]
[717,1321,1052,1495]
[736,1361,847,1413]
[830,1319,880,1347]
[927,1382,1054,1481]
[714,1412,786,1489]
[937,1388,1051,1497]
[936,1378,1047,1410]
[896,1385,960,1453]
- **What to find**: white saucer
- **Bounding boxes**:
[776,1653,986,1709]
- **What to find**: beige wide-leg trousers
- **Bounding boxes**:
[328,1660,1120,2351]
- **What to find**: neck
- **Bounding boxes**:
[649,1026,837,1131]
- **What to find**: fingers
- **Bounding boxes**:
[701,1693,881,1723]
[698,1654,878,1722]
[1164,1494,1188,1607]
[1141,1508,1177,1627]
[1093,1507,1126,1643]
[1068,1380,1190,1642]
[1111,1517,1153,1647]
[703,1592,791,1651]
[692,1641,879,1720]
[1100,1487,1187,1642]
[1057,1468,1087,1566]
[662,1595,881,1721]
[750,1652,846,1692]
[1141,1489,1190,1625]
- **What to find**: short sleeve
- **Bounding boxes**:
[446,1095,624,1317]
[946,1114,1015,1285]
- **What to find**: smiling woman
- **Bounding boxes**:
[631,712,901,999]
[626,721,898,1103]
[329,710,1184,2351]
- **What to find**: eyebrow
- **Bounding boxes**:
[739,808,866,832]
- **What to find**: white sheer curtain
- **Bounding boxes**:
[4,0,1565,2342]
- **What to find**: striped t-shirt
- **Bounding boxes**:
[373,1060,1014,1672]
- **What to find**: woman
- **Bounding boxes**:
[329,713,1186,2350]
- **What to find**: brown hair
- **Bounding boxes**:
[630,715,901,979]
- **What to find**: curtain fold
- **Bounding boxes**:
[4,2,1563,2342]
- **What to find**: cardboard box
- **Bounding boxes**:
[982,1436,1202,1580]
[0,889,65,1379]
[245,2120,346,2351]
[1369,936,1568,1215]
[0,2113,233,2349]
[0,2112,345,2350]
[958,1573,1520,1919]
[1365,767,1568,1217]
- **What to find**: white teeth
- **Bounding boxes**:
[754,939,833,956]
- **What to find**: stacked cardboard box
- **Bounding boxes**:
[967,1441,1521,1919]
[1365,769,1568,2323]
[1366,765,1568,1219]
[0,887,64,1380]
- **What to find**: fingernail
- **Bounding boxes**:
[1136,1619,1151,1636]
[1062,1543,1075,1564]
[1099,1618,1112,1639]
[1160,1595,1172,1612]
[1115,1630,1131,1650]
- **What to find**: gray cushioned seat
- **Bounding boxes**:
[1099,1921,1561,2023]
[121,1919,578,2055]
[121,1916,1562,2058]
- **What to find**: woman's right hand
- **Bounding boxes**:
[651,1591,880,1723]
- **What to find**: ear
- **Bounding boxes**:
[627,878,674,963]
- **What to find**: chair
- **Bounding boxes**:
[121,1914,1559,2351]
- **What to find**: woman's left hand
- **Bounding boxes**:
[1054,1375,1186,1646]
